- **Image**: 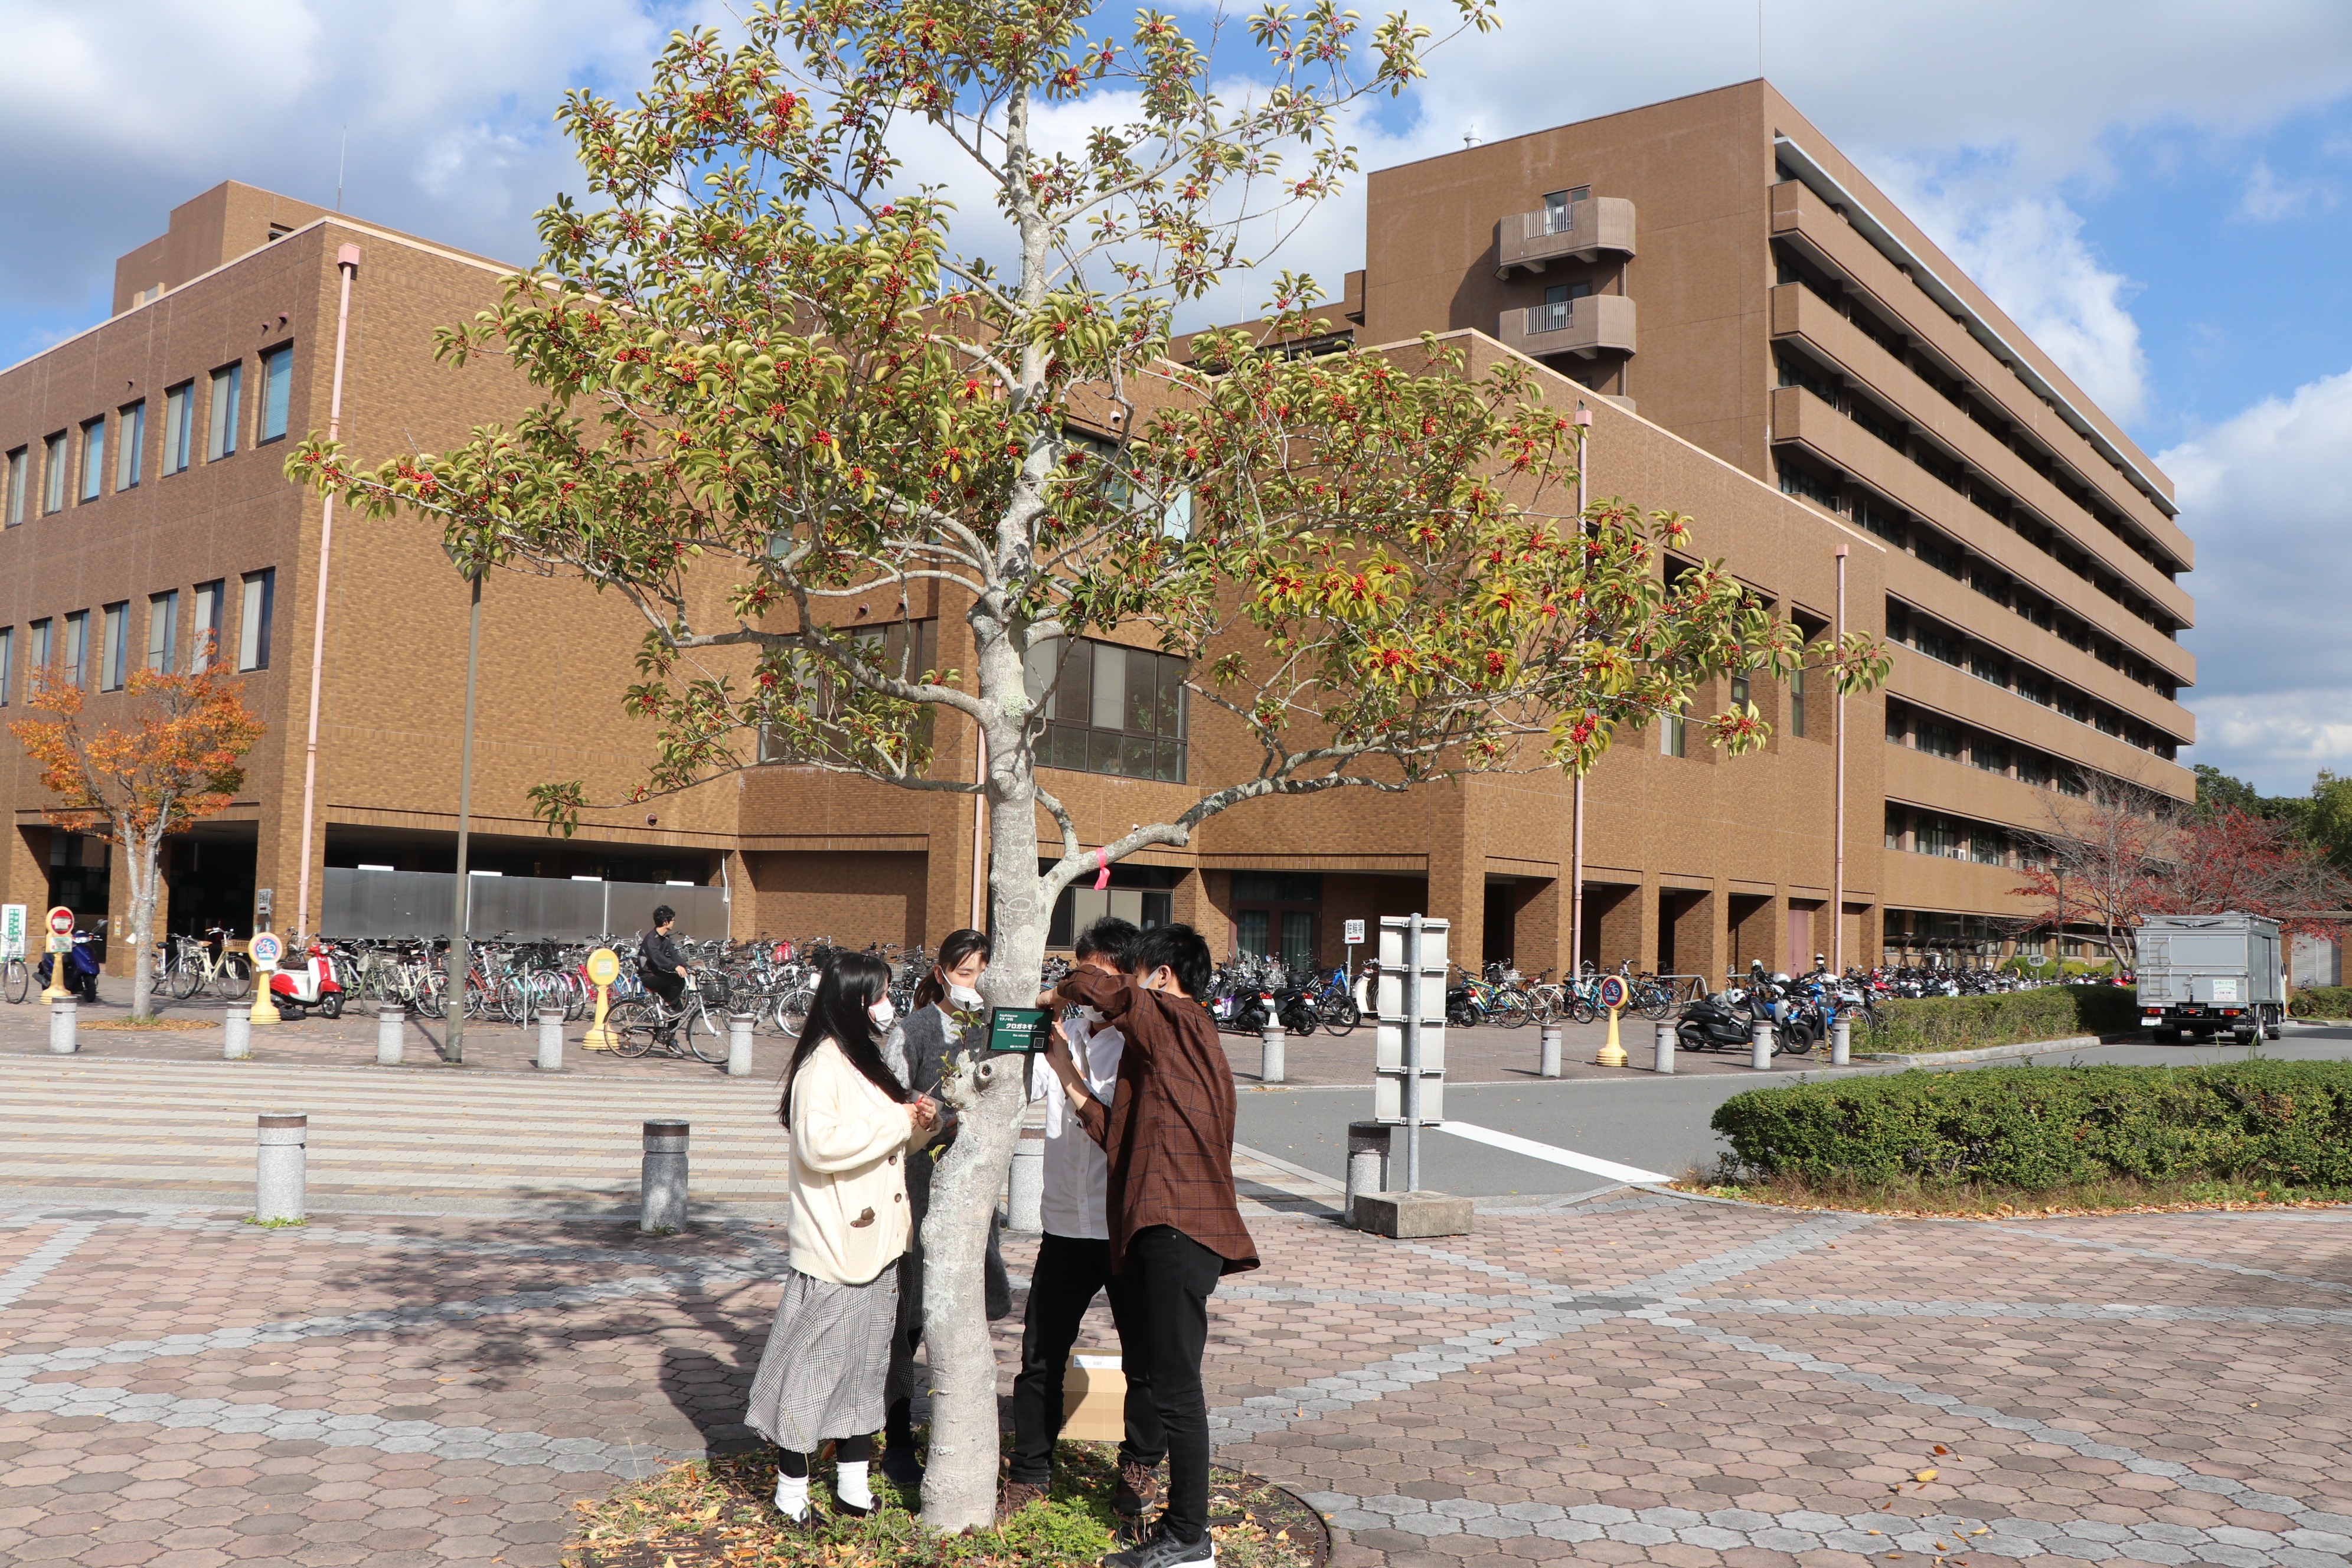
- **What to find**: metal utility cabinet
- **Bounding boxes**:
[2134,913,2285,1045]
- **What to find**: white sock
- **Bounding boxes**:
[773,1471,809,1520]
[837,1459,873,1510]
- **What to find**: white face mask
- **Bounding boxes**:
[868,996,896,1031]
[946,982,984,1008]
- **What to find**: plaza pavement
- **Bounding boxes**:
[2,1029,2348,1568]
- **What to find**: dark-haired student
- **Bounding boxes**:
[1001,916,1164,1523]
[743,952,937,1524]
[1039,923,1257,1568]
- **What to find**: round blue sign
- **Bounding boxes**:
[1597,975,1629,1011]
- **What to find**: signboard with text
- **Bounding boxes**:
[0,905,24,961]
[1343,919,1366,945]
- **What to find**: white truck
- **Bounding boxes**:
[2133,913,2285,1046]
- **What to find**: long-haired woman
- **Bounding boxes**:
[877,927,1011,1484]
[744,950,936,1522]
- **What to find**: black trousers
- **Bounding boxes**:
[1120,1226,1223,1542]
[1007,1233,1162,1485]
[643,969,684,1010]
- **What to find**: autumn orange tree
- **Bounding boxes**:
[8,659,265,1020]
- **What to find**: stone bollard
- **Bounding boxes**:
[1831,1016,1851,1066]
[537,1010,566,1073]
[1345,1121,1394,1228]
[376,1007,406,1066]
[48,999,77,1055]
[1654,1020,1677,1074]
[641,1119,690,1234]
[224,1007,252,1060]
[726,1014,755,1078]
[1007,1127,1046,1232]
[255,1113,306,1223]
[1259,1023,1285,1085]
[1750,1018,1775,1070]
[1538,1023,1562,1079]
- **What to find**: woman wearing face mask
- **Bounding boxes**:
[744,951,937,1524]
[877,927,1011,1484]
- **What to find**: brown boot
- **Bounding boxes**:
[997,1479,1049,1522]
[1112,1460,1162,1518]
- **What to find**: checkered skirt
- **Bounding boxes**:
[743,1264,900,1452]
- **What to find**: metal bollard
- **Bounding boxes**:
[1007,1128,1045,1231]
[376,1007,406,1066]
[255,1113,306,1223]
[1538,1024,1562,1079]
[48,999,77,1055]
[224,1007,252,1060]
[1750,1018,1775,1070]
[640,1119,690,1233]
[1654,1020,1677,1074]
[726,1013,754,1077]
[1345,1121,1394,1227]
[1259,1024,1285,1085]
[1831,1016,1851,1066]
[538,1010,566,1073]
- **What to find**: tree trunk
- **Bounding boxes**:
[918,659,1051,1528]
[128,827,159,1021]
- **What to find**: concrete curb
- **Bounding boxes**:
[1855,1034,2100,1067]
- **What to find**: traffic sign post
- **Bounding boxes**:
[40,907,72,1002]
[1343,917,1364,979]
[248,930,283,1025]
[1596,974,1629,1068]
[583,948,621,1050]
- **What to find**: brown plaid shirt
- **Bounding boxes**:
[1056,970,1259,1276]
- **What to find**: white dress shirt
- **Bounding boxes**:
[1036,1006,1123,1240]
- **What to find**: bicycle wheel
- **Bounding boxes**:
[607,1001,661,1058]
[1323,994,1360,1037]
[780,986,814,1038]
[1637,985,1675,1024]
[2289,996,2314,1018]
[4,959,26,1005]
[1491,990,1532,1030]
[1569,993,1599,1025]
[168,955,202,1000]
[214,955,253,1002]
[686,1004,731,1064]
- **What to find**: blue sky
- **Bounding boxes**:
[2,0,2349,793]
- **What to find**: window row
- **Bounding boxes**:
[0,570,275,704]
[1886,601,2179,761]
[1881,697,2113,801]
[1772,335,2178,643]
[2,345,294,526]
[1884,805,2036,870]
[1768,233,2178,583]
[1022,635,1191,783]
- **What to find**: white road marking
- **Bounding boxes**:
[1433,1121,1670,1184]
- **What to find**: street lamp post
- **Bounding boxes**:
[445,561,484,1064]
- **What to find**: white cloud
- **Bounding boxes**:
[2162,366,2352,792]
[2239,158,2335,220]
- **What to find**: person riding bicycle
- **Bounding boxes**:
[640,906,691,1015]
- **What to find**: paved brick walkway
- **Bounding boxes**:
[3,1152,2350,1568]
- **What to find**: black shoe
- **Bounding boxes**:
[880,1442,923,1488]
[1104,1517,1214,1568]
[1113,1460,1162,1518]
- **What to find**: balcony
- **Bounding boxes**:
[1497,295,1637,360]
[1496,197,1637,277]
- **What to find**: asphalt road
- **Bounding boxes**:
[1232,1021,2352,1199]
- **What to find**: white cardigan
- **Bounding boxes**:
[786,1038,921,1285]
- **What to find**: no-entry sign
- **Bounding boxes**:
[46,906,73,936]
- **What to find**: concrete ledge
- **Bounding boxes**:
[1353,1190,1474,1238]
[1857,1034,2099,1067]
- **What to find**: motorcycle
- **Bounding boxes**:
[269,940,347,1020]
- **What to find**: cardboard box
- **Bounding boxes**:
[1061,1354,1127,1440]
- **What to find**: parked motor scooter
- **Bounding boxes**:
[36,929,103,1002]
[269,941,346,1020]
[1675,990,1757,1053]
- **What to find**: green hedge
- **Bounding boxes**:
[1713,1060,2352,1188]
[1867,985,2138,1054]
[2295,986,2352,1018]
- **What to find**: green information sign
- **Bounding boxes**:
[988,1005,1052,1053]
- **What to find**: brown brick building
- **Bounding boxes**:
[0,79,2190,984]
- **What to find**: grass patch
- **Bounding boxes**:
[1675,1161,2352,1219]
[567,1442,1325,1568]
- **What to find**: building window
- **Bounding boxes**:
[147,591,178,674]
[1661,709,1687,758]
[0,627,12,706]
[1971,828,2008,867]
[42,433,66,513]
[206,362,241,462]
[1777,462,1840,512]
[1916,718,1960,759]
[164,382,194,473]
[237,570,274,671]
[1230,871,1324,972]
[1916,815,1961,858]
[1729,672,1751,713]
[115,401,144,491]
[259,345,293,443]
[79,417,106,502]
[1884,806,1907,851]
[4,447,25,527]
[1541,187,1589,235]
[1022,635,1190,782]
[100,603,128,691]
[757,619,940,765]
[1537,280,1592,332]
[1972,738,2010,775]
[63,611,88,689]
[1789,667,1807,738]
[191,581,223,671]
[29,618,51,673]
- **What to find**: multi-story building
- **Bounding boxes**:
[0,78,2188,985]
